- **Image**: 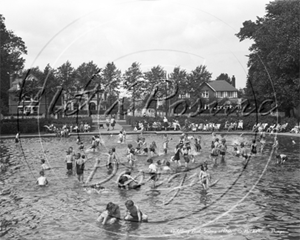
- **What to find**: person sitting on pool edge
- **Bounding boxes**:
[124,200,148,222]
[97,202,121,225]
[37,170,48,186]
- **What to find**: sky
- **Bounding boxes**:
[2,0,272,89]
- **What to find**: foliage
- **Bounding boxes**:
[74,61,101,90]
[0,14,27,113]
[236,0,300,117]
[123,62,144,114]
[216,73,231,83]
[101,62,121,108]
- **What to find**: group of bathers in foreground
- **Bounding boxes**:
[97,200,148,225]
[32,130,288,226]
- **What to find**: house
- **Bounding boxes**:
[198,79,239,109]
[8,73,48,115]
[7,73,112,117]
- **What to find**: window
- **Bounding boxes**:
[89,102,96,111]
[201,90,209,98]
[228,92,233,98]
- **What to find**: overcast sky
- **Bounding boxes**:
[2,0,271,89]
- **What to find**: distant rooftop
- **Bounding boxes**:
[207,80,238,91]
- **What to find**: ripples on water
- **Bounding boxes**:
[0,134,299,240]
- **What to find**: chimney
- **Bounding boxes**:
[231,75,236,88]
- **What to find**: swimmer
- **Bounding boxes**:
[65,150,74,175]
[198,164,210,190]
[106,148,118,169]
[15,132,20,143]
[79,142,84,151]
[41,159,50,170]
[118,169,141,190]
[118,131,125,144]
[273,137,279,154]
[194,136,201,152]
[162,161,172,174]
[76,136,83,145]
[149,141,157,157]
[127,148,135,168]
[259,131,266,154]
[276,154,287,164]
[142,138,148,155]
[75,154,87,182]
[126,144,133,155]
[182,146,190,168]
[172,144,182,167]
[97,202,121,225]
[163,134,169,155]
[240,142,250,161]
[210,144,219,165]
[147,158,158,188]
[250,139,257,154]
[233,144,240,157]
[219,138,227,163]
[36,170,48,186]
[124,200,148,222]
[90,136,98,152]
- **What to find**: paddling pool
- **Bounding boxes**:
[0,133,299,240]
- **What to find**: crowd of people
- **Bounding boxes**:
[133,117,297,134]
[44,122,92,137]
[29,120,291,226]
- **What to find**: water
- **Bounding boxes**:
[0,134,299,240]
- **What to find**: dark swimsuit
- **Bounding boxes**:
[251,145,257,154]
[76,163,84,175]
[174,149,181,161]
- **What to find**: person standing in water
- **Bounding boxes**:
[75,154,87,182]
[37,170,48,186]
[15,132,20,143]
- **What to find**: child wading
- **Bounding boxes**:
[107,148,118,170]
[97,202,121,225]
[65,150,74,175]
[37,170,48,186]
[124,200,148,222]
[163,134,169,155]
[76,154,87,182]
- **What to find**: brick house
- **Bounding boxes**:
[198,79,239,109]
[8,73,110,117]
[8,74,49,115]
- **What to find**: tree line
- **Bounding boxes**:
[1,0,299,118]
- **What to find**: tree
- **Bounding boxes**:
[123,62,144,116]
[56,61,76,106]
[236,0,300,117]
[187,65,212,101]
[0,14,27,114]
[74,61,101,90]
[169,67,188,97]
[216,73,231,83]
[143,65,166,114]
[101,62,121,109]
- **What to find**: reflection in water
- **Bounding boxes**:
[0,134,299,240]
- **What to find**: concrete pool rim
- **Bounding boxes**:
[1,131,299,139]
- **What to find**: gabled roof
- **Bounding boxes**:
[207,80,238,92]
